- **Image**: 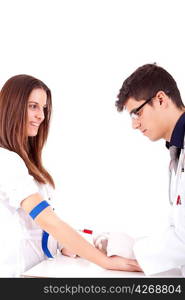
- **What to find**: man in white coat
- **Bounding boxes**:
[115,63,185,276]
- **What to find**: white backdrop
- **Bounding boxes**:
[1,0,185,238]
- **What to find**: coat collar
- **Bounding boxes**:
[166,112,185,150]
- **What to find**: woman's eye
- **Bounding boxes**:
[29,104,37,109]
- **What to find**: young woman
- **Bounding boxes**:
[0,74,141,277]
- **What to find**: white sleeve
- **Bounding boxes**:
[134,171,185,276]
[133,226,185,275]
[0,150,39,209]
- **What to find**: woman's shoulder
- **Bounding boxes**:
[0,147,22,160]
[0,147,27,171]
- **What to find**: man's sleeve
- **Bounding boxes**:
[134,171,185,275]
[133,225,185,275]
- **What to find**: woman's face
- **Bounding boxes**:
[27,88,47,137]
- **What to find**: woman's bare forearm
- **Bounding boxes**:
[21,193,142,272]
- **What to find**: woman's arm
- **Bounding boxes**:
[21,193,142,272]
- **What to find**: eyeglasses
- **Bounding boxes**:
[130,96,155,120]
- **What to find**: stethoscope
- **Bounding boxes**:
[168,146,185,205]
[169,161,174,205]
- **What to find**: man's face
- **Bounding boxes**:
[125,96,167,141]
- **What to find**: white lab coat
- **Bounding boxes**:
[133,140,185,276]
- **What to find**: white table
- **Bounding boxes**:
[21,252,183,278]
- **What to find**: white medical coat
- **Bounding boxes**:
[133,144,185,276]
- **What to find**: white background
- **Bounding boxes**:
[1,0,185,238]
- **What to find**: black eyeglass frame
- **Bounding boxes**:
[130,96,155,119]
[129,90,171,119]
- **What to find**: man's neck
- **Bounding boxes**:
[164,109,185,142]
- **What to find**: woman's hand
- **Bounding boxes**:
[61,247,77,258]
[93,232,142,272]
[105,255,142,272]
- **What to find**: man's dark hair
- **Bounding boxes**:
[116,63,184,111]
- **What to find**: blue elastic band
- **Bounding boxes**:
[29,200,53,258]
[42,231,53,258]
[29,200,50,219]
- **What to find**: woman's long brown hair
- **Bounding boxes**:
[0,74,55,188]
